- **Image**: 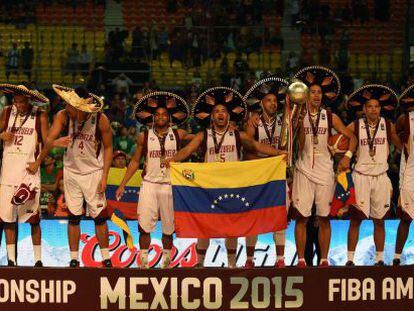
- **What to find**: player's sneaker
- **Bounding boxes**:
[160,257,171,269]
[7,260,15,267]
[393,258,401,266]
[375,260,385,266]
[320,259,329,267]
[34,260,43,267]
[244,259,255,268]
[69,259,80,268]
[102,259,112,268]
[297,259,307,268]
[275,258,285,268]
[345,260,355,266]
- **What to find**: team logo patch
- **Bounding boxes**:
[11,183,36,206]
[384,204,390,209]
[322,113,326,120]
[381,123,385,130]
[182,169,195,180]
[169,134,174,140]
[229,131,234,136]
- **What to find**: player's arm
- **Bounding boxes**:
[390,122,402,151]
[0,106,14,142]
[239,131,286,157]
[395,114,409,146]
[177,129,194,142]
[116,132,144,200]
[27,110,66,174]
[243,118,259,159]
[332,113,357,171]
[39,110,50,145]
[97,113,113,193]
[167,131,205,165]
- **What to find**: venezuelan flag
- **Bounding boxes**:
[330,170,356,217]
[170,157,287,238]
[106,167,142,220]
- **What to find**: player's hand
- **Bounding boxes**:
[0,131,14,143]
[165,158,174,168]
[115,185,125,201]
[53,136,72,148]
[337,155,350,172]
[97,177,107,194]
[26,161,40,175]
[247,113,260,128]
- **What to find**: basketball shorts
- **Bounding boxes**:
[0,184,40,223]
[352,171,392,219]
[138,180,174,235]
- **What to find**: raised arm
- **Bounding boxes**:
[167,131,205,165]
[239,131,286,157]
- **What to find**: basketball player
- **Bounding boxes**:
[243,77,289,268]
[390,85,414,266]
[28,85,113,268]
[167,87,287,268]
[0,83,49,267]
[292,66,357,267]
[345,84,401,266]
[115,92,192,269]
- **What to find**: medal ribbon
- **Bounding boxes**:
[308,110,321,143]
[154,128,168,160]
[261,115,276,147]
[212,125,229,157]
[364,117,380,154]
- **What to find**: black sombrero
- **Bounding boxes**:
[293,65,341,105]
[53,84,103,113]
[192,87,247,126]
[347,84,398,114]
[134,91,189,126]
[399,84,414,111]
[243,77,289,112]
[0,83,49,104]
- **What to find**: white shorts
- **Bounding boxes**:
[138,181,174,235]
[399,189,414,219]
[64,169,106,219]
[352,172,392,219]
[292,169,334,217]
[0,184,40,223]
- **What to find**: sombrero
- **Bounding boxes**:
[134,91,189,126]
[399,84,414,111]
[347,84,398,115]
[0,83,49,104]
[52,84,104,113]
[243,77,289,112]
[193,86,246,126]
[293,65,341,105]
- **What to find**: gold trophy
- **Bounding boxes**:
[278,79,309,165]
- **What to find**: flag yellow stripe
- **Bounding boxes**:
[170,156,286,189]
[107,167,142,187]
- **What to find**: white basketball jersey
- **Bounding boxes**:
[142,128,179,184]
[295,109,334,185]
[354,117,389,176]
[256,115,281,157]
[64,113,104,175]
[1,106,40,186]
[400,112,414,190]
[205,128,240,163]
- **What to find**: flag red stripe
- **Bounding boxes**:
[107,200,137,220]
[174,206,287,238]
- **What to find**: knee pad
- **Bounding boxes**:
[68,215,81,225]
[94,217,107,225]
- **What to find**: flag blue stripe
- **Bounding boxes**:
[172,180,285,214]
[106,185,140,202]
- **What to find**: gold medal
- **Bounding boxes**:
[215,154,221,162]
[313,136,319,145]
[369,148,376,157]
[160,155,166,164]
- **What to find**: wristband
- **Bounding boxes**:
[344,150,353,159]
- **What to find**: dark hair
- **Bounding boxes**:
[74,87,90,99]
